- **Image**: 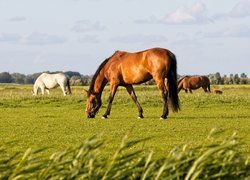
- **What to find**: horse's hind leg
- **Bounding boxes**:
[202,86,208,93]
[125,85,144,119]
[155,78,169,119]
[59,83,67,96]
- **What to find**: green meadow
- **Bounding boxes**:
[0,84,249,159]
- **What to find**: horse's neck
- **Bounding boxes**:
[93,71,108,95]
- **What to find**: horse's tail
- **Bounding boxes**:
[167,51,180,112]
[67,77,72,95]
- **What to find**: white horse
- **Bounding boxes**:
[33,73,71,96]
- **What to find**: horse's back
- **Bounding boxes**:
[54,73,68,81]
[106,48,172,84]
[37,73,68,88]
[188,76,210,87]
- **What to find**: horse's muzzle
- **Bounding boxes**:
[86,112,96,118]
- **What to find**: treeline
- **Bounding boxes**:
[0,71,249,85]
[208,72,249,85]
[0,71,91,86]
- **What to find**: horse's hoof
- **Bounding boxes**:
[138,116,144,119]
[160,116,167,120]
[102,116,108,119]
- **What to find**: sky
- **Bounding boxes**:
[0,0,250,76]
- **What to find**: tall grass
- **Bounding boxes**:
[1,129,249,179]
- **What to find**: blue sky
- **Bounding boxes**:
[0,0,249,76]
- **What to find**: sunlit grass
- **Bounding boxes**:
[0,84,249,159]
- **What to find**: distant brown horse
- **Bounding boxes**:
[85,47,180,119]
[177,76,210,93]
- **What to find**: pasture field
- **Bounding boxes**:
[0,84,249,159]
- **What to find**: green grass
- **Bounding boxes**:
[0,84,249,160]
[0,130,249,179]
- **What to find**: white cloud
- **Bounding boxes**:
[110,34,167,43]
[229,0,250,17]
[0,33,21,42]
[72,20,106,33]
[212,0,250,20]
[134,1,209,25]
[22,32,66,45]
[166,1,208,24]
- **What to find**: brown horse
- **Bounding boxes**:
[85,47,180,119]
[177,76,210,93]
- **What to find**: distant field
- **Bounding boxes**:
[0,84,249,158]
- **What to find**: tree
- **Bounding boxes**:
[229,74,234,84]
[240,73,248,84]
[209,74,217,84]
[25,73,41,84]
[81,75,92,86]
[65,71,81,78]
[240,73,247,78]
[215,72,222,84]
[0,72,12,83]
[70,76,82,86]
[233,74,240,84]
[223,75,229,84]
[11,73,25,84]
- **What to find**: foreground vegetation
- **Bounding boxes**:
[1,130,249,179]
[0,84,249,178]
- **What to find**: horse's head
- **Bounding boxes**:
[85,91,102,118]
[32,84,38,96]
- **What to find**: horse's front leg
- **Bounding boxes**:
[46,89,50,95]
[102,84,118,119]
[41,87,45,96]
[125,85,144,119]
[59,83,67,96]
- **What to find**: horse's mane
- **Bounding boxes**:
[88,52,117,96]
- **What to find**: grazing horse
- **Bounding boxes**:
[177,76,210,93]
[85,47,180,119]
[33,73,71,96]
